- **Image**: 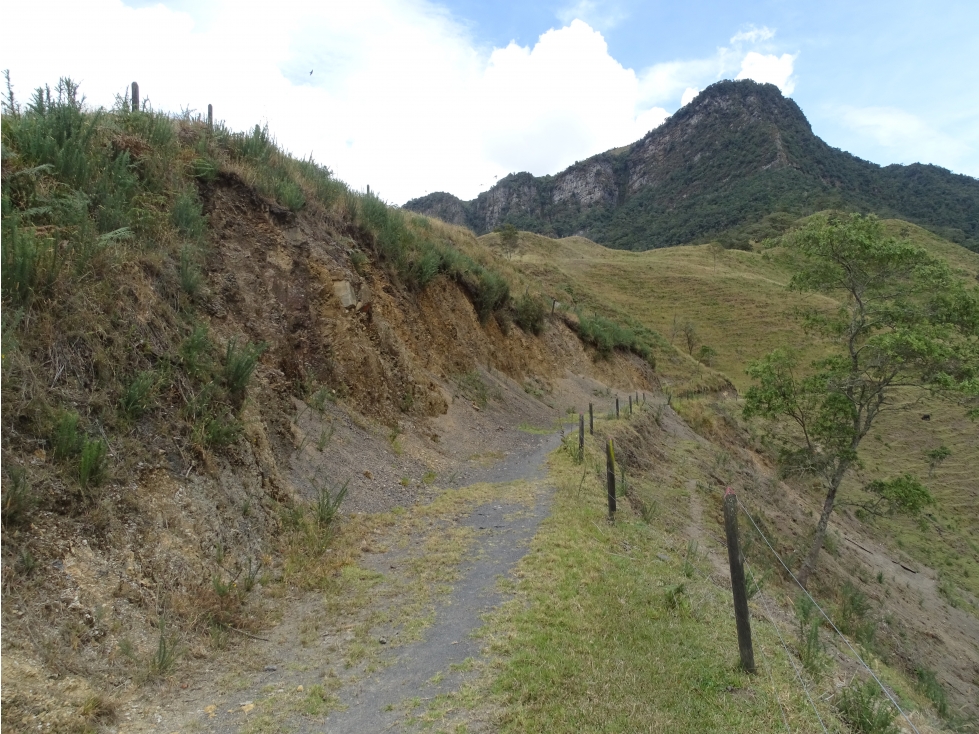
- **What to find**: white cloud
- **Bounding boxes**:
[730,26,775,45]
[837,106,970,166]
[736,52,797,94]
[680,87,700,106]
[0,2,802,203]
[557,1,627,32]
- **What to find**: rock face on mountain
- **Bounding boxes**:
[404,79,979,251]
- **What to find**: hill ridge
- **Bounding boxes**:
[405,79,979,252]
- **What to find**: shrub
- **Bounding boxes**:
[514,292,547,335]
[835,679,899,734]
[179,324,212,378]
[313,478,348,529]
[1,215,63,306]
[1,466,34,526]
[915,667,948,718]
[120,370,157,418]
[223,337,267,399]
[171,189,206,240]
[794,594,829,679]
[51,411,83,461]
[178,245,204,296]
[78,439,108,489]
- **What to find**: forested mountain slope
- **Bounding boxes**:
[405,80,979,252]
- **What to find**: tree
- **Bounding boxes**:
[682,321,699,356]
[743,214,979,588]
[707,242,725,273]
[496,223,519,260]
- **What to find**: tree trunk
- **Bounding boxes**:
[798,483,839,589]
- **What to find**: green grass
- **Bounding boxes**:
[475,448,835,733]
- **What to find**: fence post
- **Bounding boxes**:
[131,81,139,112]
[629,395,633,415]
[606,439,616,520]
[578,413,584,460]
[723,488,756,674]
[615,397,619,419]
[589,403,593,435]
[207,103,213,130]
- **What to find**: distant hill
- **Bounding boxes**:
[404,79,979,252]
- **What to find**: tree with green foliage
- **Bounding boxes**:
[743,214,979,588]
[496,222,519,260]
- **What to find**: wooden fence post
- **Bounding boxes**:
[606,439,616,520]
[578,413,584,460]
[131,81,139,112]
[629,395,633,415]
[723,488,756,674]
[615,397,619,419]
[589,403,593,435]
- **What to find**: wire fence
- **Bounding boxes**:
[735,494,922,734]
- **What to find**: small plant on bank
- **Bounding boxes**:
[78,438,108,490]
[51,411,83,461]
[120,370,157,418]
[514,291,547,335]
[915,667,949,718]
[179,324,213,378]
[1,466,34,526]
[314,478,348,529]
[147,622,181,680]
[682,540,699,578]
[223,337,267,399]
[178,245,204,296]
[834,678,899,734]
[795,594,829,679]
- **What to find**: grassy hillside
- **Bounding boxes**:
[486,222,979,602]
[3,77,976,732]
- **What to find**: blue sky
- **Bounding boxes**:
[4,0,977,203]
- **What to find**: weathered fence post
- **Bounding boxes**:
[131,81,139,112]
[615,397,620,419]
[723,487,756,674]
[207,103,213,130]
[578,413,584,460]
[606,439,616,520]
[552,298,557,316]
[629,395,633,415]
[589,403,593,435]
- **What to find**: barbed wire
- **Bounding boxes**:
[735,495,921,734]
[744,555,828,733]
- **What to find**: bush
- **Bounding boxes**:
[835,679,899,734]
[120,370,157,418]
[1,466,34,526]
[514,292,547,335]
[51,411,83,461]
[78,438,108,489]
[171,189,206,240]
[223,337,267,399]
[576,312,655,365]
[915,667,948,718]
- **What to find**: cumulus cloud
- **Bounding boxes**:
[736,51,797,93]
[680,87,700,106]
[0,1,800,202]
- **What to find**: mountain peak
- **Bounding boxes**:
[405,80,978,251]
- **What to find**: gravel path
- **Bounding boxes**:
[316,431,562,732]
